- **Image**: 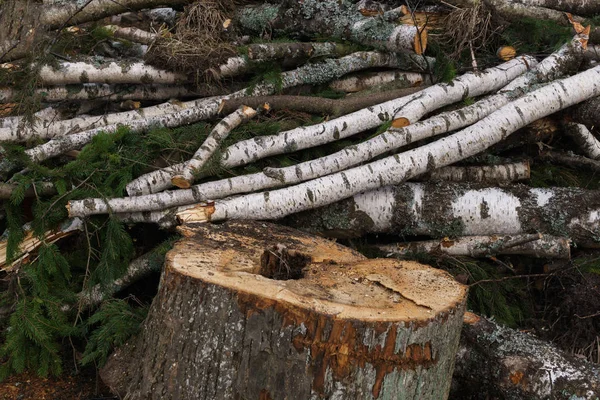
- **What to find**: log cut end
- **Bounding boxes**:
[102,221,467,399]
[171,175,192,189]
[171,221,466,322]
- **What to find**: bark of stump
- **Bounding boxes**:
[100,221,467,400]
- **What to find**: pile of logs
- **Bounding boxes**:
[2,0,600,398]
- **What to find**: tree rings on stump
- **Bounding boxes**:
[101,221,467,399]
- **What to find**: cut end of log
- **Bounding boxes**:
[391,117,410,128]
[241,105,257,117]
[176,204,212,223]
[172,221,467,322]
[413,28,428,55]
[171,175,192,189]
[497,46,516,61]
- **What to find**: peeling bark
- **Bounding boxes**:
[100,221,467,400]
[453,312,600,399]
[377,234,570,259]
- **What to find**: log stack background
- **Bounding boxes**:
[1,0,600,398]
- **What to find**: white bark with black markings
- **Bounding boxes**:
[220,57,534,170]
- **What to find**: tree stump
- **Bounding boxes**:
[101,221,467,400]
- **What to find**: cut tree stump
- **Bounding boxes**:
[100,221,467,400]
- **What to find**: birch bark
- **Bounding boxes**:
[38,61,188,85]
[189,66,600,225]
[171,106,258,189]
[67,39,583,215]
[377,234,570,259]
[0,84,203,103]
[282,182,600,248]
[564,122,600,160]
[220,57,534,170]
[236,0,428,54]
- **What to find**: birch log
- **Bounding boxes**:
[124,51,435,195]
[100,221,467,400]
[77,250,164,308]
[0,84,205,103]
[453,312,600,399]
[330,71,431,93]
[236,0,428,54]
[39,0,194,29]
[0,51,429,144]
[220,57,534,170]
[564,122,600,160]
[178,64,600,224]
[377,234,571,259]
[103,25,158,45]
[419,161,530,183]
[38,61,188,85]
[512,0,600,15]
[247,42,353,61]
[65,50,583,217]
[171,106,258,189]
[281,182,600,248]
[229,37,579,183]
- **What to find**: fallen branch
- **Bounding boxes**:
[564,122,600,159]
[219,56,534,170]
[377,234,570,259]
[329,70,431,93]
[77,250,164,308]
[539,151,600,174]
[0,218,84,271]
[186,63,599,224]
[103,25,159,45]
[171,105,258,189]
[0,181,56,200]
[218,86,427,117]
[69,44,584,216]
[1,51,430,143]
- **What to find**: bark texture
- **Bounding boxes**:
[236,0,428,54]
[283,182,600,248]
[100,221,467,400]
[377,234,570,259]
[452,312,600,399]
